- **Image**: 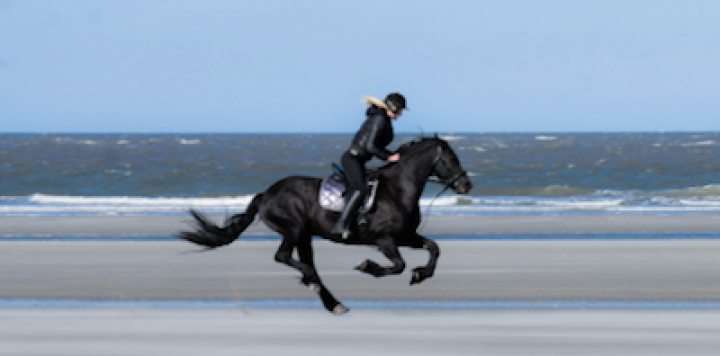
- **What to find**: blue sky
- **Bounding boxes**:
[1,0,719,133]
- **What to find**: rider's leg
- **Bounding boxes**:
[332,151,367,238]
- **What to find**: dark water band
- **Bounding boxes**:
[3,232,720,242]
[2,299,720,309]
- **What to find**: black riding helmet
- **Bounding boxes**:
[384,93,407,113]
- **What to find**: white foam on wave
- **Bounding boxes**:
[535,136,557,141]
[179,139,201,145]
[0,194,257,216]
[29,194,254,206]
[420,195,622,209]
[676,199,720,206]
[104,169,133,176]
[5,190,720,216]
[459,146,485,152]
[682,140,715,147]
[439,135,465,141]
[416,193,720,214]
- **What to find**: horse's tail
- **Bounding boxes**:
[178,193,264,248]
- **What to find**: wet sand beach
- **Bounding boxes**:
[3,213,720,237]
[3,213,719,301]
[1,240,720,301]
[2,309,720,356]
[3,214,720,355]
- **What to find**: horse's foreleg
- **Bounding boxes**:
[403,234,440,285]
[297,237,349,314]
[355,237,406,277]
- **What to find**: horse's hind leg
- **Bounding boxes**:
[355,237,406,277]
[297,237,349,314]
[272,226,348,314]
[274,238,319,286]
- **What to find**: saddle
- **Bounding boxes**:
[318,163,379,213]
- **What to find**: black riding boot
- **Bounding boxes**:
[331,191,363,239]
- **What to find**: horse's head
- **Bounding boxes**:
[429,137,473,194]
[396,135,473,194]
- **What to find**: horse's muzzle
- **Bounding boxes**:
[453,175,473,194]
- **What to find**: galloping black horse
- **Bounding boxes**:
[178,136,473,314]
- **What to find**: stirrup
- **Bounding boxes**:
[331,224,352,239]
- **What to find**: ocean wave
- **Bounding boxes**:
[3,188,720,216]
[534,185,591,196]
[28,194,254,206]
[420,195,624,210]
[418,194,720,214]
[179,139,201,145]
[661,184,720,197]
[460,146,486,152]
[0,194,258,216]
[8,133,720,203]
[682,140,716,147]
[472,185,596,197]
[439,135,465,141]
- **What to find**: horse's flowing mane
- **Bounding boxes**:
[377,135,445,172]
[396,135,443,154]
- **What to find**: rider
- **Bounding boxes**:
[331,92,407,238]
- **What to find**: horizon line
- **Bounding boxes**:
[3,130,720,135]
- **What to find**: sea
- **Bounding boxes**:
[3,132,720,217]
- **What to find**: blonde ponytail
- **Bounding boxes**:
[364,96,389,110]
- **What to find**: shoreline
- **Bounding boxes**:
[3,214,720,236]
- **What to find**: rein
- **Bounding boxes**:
[418,144,467,233]
[392,139,466,198]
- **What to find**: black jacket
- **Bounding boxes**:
[349,105,394,162]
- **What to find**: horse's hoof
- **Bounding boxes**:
[410,271,421,285]
[356,260,384,278]
[410,267,431,285]
[332,303,350,315]
[354,260,368,271]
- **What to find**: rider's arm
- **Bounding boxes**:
[364,115,393,161]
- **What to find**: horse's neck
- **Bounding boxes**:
[383,144,437,203]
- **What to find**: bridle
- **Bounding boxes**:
[417,144,469,234]
[429,145,467,195]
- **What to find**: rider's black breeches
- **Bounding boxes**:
[341,151,368,201]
